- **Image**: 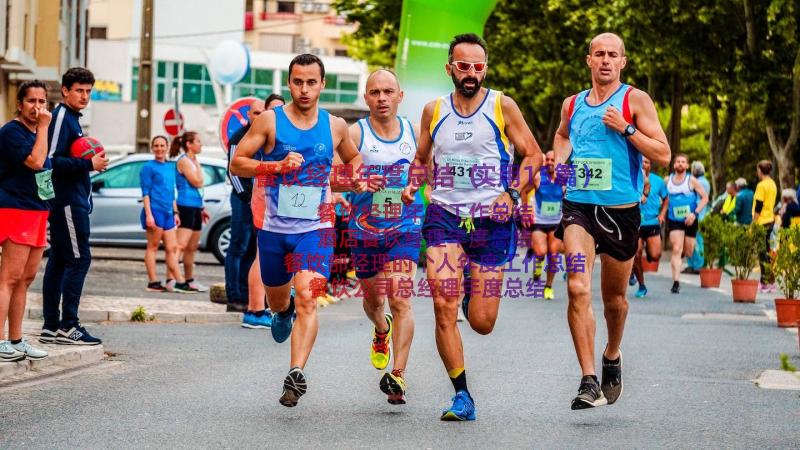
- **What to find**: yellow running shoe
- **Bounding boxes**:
[370,313,393,370]
[543,286,554,300]
[325,293,340,304]
[316,295,330,307]
[346,269,357,280]
[380,369,407,404]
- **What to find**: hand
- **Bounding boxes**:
[520,206,535,228]
[174,213,181,228]
[684,212,696,226]
[401,185,419,205]
[365,174,385,193]
[36,107,52,129]
[201,209,211,225]
[353,181,369,194]
[602,106,628,134]
[641,195,648,204]
[489,192,513,223]
[332,193,350,209]
[279,152,304,173]
[658,214,665,225]
[145,214,156,229]
[92,152,109,172]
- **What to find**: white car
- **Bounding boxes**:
[88,153,232,263]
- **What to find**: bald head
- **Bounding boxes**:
[364,69,403,120]
[247,99,265,122]
[588,32,625,56]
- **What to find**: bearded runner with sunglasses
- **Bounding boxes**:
[553,33,671,410]
[401,33,542,421]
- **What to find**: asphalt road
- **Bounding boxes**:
[4,253,799,449]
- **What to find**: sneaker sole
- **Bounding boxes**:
[38,337,56,344]
[0,354,26,362]
[145,288,166,292]
[241,323,270,329]
[571,396,608,410]
[55,339,101,346]
[440,411,476,421]
[279,374,307,407]
[379,374,406,405]
[23,354,48,360]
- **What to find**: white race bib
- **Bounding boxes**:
[277,185,322,220]
[540,201,561,217]
[574,158,612,190]
[371,187,403,218]
[673,205,691,219]
[442,155,479,189]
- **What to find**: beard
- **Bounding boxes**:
[451,73,483,98]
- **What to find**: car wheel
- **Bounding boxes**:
[209,220,231,264]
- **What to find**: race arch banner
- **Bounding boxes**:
[394,0,498,120]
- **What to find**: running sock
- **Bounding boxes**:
[391,368,404,378]
[448,368,469,394]
[253,309,265,317]
[186,278,194,283]
[10,339,21,345]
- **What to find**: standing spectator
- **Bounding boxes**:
[685,161,711,273]
[720,182,737,221]
[167,131,209,293]
[41,68,108,346]
[753,160,778,293]
[733,177,753,225]
[779,189,800,229]
[0,80,52,361]
[140,136,190,292]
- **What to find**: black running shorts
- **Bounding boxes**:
[556,200,640,261]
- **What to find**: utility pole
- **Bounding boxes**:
[134,0,154,153]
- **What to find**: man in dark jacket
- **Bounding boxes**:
[40,68,108,345]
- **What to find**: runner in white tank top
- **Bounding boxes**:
[400,33,543,422]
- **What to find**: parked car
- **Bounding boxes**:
[88,154,232,263]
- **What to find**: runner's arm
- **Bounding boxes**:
[553,97,573,169]
[410,102,435,189]
[177,157,203,188]
[658,177,670,222]
[691,178,709,214]
[502,95,543,195]
[615,89,670,167]
[231,111,286,177]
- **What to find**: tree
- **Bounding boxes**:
[332,0,402,69]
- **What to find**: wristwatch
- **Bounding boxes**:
[622,124,636,137]
[506,188,521,205]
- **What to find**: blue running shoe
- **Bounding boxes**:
[440,390,476,421]
[242,311,272,329]
[635,285,648,298]
[628,273,637,286]
[271,295,295,343]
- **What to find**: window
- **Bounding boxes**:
[202,165,228,186]
[280,71,359,105]
[277,1,295,13]
[233,68,275,99]
[89,26,107,39]
[334,49,348,57]
[92,161,147,189]
[132,61,182,103]
[182,63,216,106]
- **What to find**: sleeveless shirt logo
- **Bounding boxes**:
[314,143,326,155]
[399,142,412,155]
[369,145,380,153]
[283,144,296,152]
[455,132,473,141]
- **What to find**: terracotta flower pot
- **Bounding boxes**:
[641,255,659,272]
[731,279,758,303]
[774,298,800,327]
[699,268,722,288]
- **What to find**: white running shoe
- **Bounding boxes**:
[0,340,26,362]
[188,280,209,292]
[12,339,48,360]
[165,279,176,293]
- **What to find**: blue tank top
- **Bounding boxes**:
[253,105,333,233]
[566,84,643,206]
[175,154,203,207]
[534,174,563,225]
[667,173,697,222]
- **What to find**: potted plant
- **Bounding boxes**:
[724,222,766,302]
[698,214,725,288]
[774,227,800,327]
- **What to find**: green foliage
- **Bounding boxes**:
[780,353,797,372]
[724,222,767,280]
[131,306,149,322]
[699,213,726,269]
[332,0,402,69]
[775,226,800,299]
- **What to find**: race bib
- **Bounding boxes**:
[442,155,479,189]
[277,185,322,220]
[371,187,403,218]
[673,205,691,219]
[35,169,55,201]
[574,158,612,191]
[540,201,561,217]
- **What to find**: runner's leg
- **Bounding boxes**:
[564,224,598,377]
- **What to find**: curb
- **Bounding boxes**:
[25,307,242,324]
[0,344,105,385]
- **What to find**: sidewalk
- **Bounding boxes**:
[25,293,242,324]
[0,321,105,385]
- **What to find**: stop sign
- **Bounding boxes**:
[163,109,185,136]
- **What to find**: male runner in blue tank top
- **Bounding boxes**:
[553,33,671,409]
[401,33,543,421]
[231,54,367,408]
[346,69,422,405]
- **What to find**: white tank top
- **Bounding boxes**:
[667,173,694,195]
[429,89,513,217]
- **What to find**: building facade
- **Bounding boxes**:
[1,0,89,121]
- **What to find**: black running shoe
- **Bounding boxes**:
[146,281,166,292]
[601,351,623,405]
[671,281,680,294]
[279,367,307,407]
[571,376,607,410]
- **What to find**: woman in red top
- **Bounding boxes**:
[0,80,52,362]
